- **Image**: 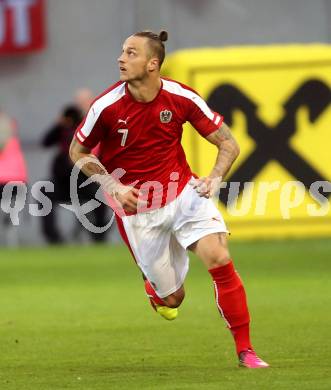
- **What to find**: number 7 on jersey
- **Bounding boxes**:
[117,128,128,146]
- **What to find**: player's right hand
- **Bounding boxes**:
[114,185,147,213]
[114,185,139,213]
[94,172,145,213]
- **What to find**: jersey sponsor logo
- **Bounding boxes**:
[160,110,172,123]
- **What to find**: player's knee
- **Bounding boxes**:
[164,296,183,308]
[207,248,231,269]
[163,289,185,308]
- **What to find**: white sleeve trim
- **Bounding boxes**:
[79,83,126,140]
[162,79,214,121]
[214,114,222,126]
[76,132,84,142]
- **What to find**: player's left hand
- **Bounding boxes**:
[189,176,223,198]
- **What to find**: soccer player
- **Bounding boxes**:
[69,30,269,368]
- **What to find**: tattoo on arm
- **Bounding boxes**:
[69,138,106,176]
[211,122,235,144]
[206,122,240,179]
[69,138,120,194]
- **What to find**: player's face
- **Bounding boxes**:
[118,36,152,82]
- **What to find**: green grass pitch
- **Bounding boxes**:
[0,239,330,389]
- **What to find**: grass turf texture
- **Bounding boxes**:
[0,239,330,389]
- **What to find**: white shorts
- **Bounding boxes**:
[121,181,228,298]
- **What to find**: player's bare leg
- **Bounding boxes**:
[189,232,269,368]
[144,275,184,321]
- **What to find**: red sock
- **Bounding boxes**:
[144,279,165,308]
[209,261,252,355]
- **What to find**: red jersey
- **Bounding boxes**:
[75,78,223,213]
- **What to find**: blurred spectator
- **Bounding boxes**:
[41,105,109,244]
[74,87,94,115]
[0,112,12,151]
[0,109,27,183]
[0,109,28,246]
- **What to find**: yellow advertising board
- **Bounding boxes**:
[162,45,331,239]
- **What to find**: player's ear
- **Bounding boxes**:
[148,57,159,72]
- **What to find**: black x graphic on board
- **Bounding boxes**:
[207,79,331,205]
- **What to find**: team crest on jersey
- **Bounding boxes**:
[160,110,172,123]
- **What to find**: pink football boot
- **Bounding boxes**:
[239,349,269,368]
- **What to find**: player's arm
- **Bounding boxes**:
[191,122,240,198]
[206,121,240,179]
[69,138,140,213]
[69,138,108,177]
